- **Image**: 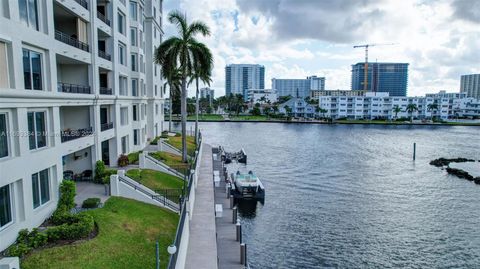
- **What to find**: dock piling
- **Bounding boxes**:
[413,142,416,161]
[227,183,231,198]
[240,243,246,265]
[230,194,234,209]
[236,220,241,242]
[232,206,237,224]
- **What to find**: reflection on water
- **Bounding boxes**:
[236,199,262,219]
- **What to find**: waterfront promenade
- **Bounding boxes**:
[185,144,218,269]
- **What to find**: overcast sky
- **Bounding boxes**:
[163,0,480,97]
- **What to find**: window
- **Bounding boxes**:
[155,104,159,115]
[139,7,144,24]
[32,168,50,209]
[154,28,156,38]
[121,136,128,154]
[129,2,137,21]
[140,55,144,73]
[133,129,139,145]
[154,7,156,19]
[28,111,46,150]
[131,53,137,71]
[131,79,138,96]
[117,11,125,34]
[141,104,146,120]
[119,76,128,96]
[155,85,158,96]
[23,48,42,90]
[18,0,39,30]
[0,184,12,228]
[133,105,138,121]
[0,114,8,158]
[118,43,126,65]
[120,107,129,125]
[154,65,157,76]
[0,42,10,88]
[130,27,137,46]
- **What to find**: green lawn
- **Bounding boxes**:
[166,114,224,121]
[127,151,142,165]
[230,115,269,121]
[126,169,184,190]
[149,151,190,174]
[22,197,179,269]
[165,136,196,156]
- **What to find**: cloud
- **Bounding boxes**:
[452,0,480,23]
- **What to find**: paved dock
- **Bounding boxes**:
[213,148,245,269]
[186,144,218,269]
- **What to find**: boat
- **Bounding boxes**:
[231,171,265,200]
[223,148,247,164]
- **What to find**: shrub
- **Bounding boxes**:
[6,228,48,257]
[102,169,117,184]
[128,151,142,165]
[95,160,106,183]
[82,198,101,209]
[6,243,31,258]
[45,213,94,242]
[117,154,129,167]
[174,133,181,137]
[58,180,76,212]
[150,136,160,145]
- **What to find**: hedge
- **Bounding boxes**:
[82,198,101,209]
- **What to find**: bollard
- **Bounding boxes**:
[232,206,238,224]
[230,194,234,209]
[236,220,241,242]
[413,142,416,161]
[240,243,246,265]
[227,183,231,198]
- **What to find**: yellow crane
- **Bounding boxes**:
[353,43,396,91]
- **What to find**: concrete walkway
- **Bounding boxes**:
[74,182,109,207]
[185,144,218,269]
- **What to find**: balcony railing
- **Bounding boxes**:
[61,127,93,143]
[58,82,91,94]
[97,11,110,26]
[98,50,111,61]
[75,0,88,9]
[55,30,89,52]
[100,122,114,131]
[99,87,112,95]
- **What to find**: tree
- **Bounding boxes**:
[189,52,212,144]
[155,11,212,162]
[162,67,182,131]
[405,104,418,122]
[316,106,327,119]
[427,103,438,120]
[392,105,402,120]
[284,105,292,116]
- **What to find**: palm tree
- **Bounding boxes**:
[162,66,182,132]
[427,103,438,120]
[405,104,418,122]
[155,11,212,162]
[392,105,402,120]
[189,57,213,144]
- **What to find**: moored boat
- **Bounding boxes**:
[231,171,265,200]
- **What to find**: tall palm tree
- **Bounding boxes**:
[189,59,212,144]
[162,67,182,132]
[406,104,418,122]
[155,11,212,162]
[427,103,438,120]
[392,105,402,120]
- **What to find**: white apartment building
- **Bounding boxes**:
[247,89,278,104]
[318,91,479,120]
[0,0,164,251]
[200,87,214,105]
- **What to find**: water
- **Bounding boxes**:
[185,122,480,268]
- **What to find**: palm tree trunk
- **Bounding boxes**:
[195,78,199,145]
[169,84,173,132]
[181,77,188,163]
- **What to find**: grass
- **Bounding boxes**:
[126,169,184,190]
[166,114,224,121]
[230,115,269,121]
[22,197,179,269]
[149,151,190,174]
[127,151,142,165]
[165,135,196,156]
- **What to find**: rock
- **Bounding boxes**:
[430,157,476,167]
[446,167,474,180]
[474,178,480,185]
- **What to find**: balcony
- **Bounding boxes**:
[98,50,111,61]
[61,127,93,143]
[58,82,91,94]
[97,11,110,26]
[55,30,89,52]
[100,87,112,95]
[100,122,114,131]
[74,0,89,10]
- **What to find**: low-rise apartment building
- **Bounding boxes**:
[0,0,164,251]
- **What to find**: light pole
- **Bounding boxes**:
[167,244,177,268]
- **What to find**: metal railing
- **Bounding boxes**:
[118,176,180,212]
[100,122,113,131]
[98,50,111,61]
[96,11,110,26]
[167,132,202,269]
[99,87,112,95]
[61,127,93,143]
[74,0,88,9]
[58,82,91,94]
[55,30,89,52]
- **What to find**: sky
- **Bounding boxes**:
[163,0,480,97]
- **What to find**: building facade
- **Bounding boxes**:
[278,97,316,118]
[311,90,367,98]
[318,91,479,120]
[351,62,409,96]
[225,64,265,100]
[200,87,214,106]
[460,74,480,100]
[247,89,278,104]
[272,76,325,98]
[0,0,164,251]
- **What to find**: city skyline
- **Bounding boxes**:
[165,0,480,97]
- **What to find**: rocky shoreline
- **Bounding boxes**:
[430,158,480,183]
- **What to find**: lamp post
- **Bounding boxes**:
[167,244,177,267]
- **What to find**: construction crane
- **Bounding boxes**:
[353,43,396,92]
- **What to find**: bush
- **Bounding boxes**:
[174,133,181,137]
[117,154,129,167]
[6,243,31,258]
[102,169,117,184]
[5,228,48,257]
[58,180,76,212]
[45,213,94,242]
[128,151,142,165]
[95,160,106,183]
[82,198,101,209]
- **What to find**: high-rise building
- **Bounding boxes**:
[271,76,325,98]
[460,74,480,99]
[0,0,165,251]
[200,87,215,105]
[225,64,265,100]
[351,63,409,96]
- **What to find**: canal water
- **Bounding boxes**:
[188,122,480,268]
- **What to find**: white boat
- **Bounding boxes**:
[231,171,265,199]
